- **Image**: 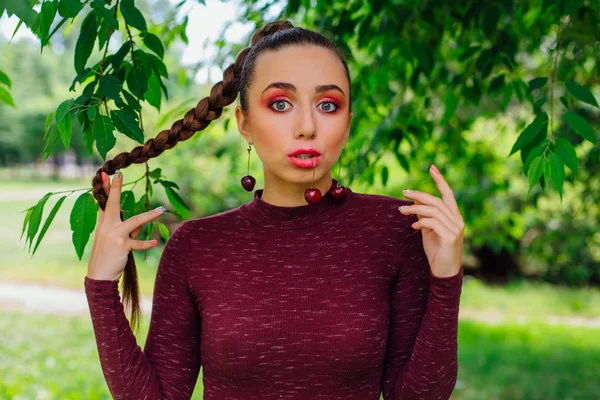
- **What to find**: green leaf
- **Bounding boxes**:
[21,206,35,241]
[99,74,122,100]
[58,112,73,149]
[97,9,118,50]
[564,112,597,144]
[157,222,170,241]
[58,0,83,18]
[122,90,142,112]
[83,123,95,156]
[0,70,12,88]
[145,71,161,111]
[554,137,578,176]
[549,152,564,201]
[74,11,98,74]
[509,113,547,156]
[42,126,60,162]
[70,192,98,260]
[110,109,144,143]
[126,62,149,99]
[38,1,56,49]
[488,74,505,94]
[158,180,180,190]
[134,193,148,214]
[112,40,132,71]
[527,155,544,195]
[565,81,599,108]
[32,195,68,256]
[526,77,548,93]
[120,190,136,220]
[0,86,16,107]
[44,111,55,138]
[94,115,116,160]
[87,106,97,121]
[27,192,53,251]
[120,0,147,33]
[142,32,164,59]
[149,167,162,179]
[145,220,156,240]
[55,98,74,122]
[91,0,114,19]
[381,165,389,186]
[559,95,569,109]
[441,90,458,124]
[160,182,190,220]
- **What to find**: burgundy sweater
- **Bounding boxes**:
[84,179,463,400]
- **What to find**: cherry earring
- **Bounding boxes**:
[330,154,347,200]
[304,159,322,205]
[241,144,256,191]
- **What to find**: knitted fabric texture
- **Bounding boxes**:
[84,179,463,399]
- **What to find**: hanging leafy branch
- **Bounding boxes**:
[5,0,190,258]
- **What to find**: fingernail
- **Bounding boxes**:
[101,172,107,182]
[114,169,121,179]
[430,164,440,175]
[399,205,409,211]
[403,188,413,193]
[154,205,166,213]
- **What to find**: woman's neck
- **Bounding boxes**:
[261,171,333,207]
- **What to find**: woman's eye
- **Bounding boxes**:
[269,100,339,113]
[270,100,291,112]
[318,101,338,113]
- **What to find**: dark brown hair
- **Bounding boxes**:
[91,19,353,334]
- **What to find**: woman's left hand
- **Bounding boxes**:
[399,164,464,278]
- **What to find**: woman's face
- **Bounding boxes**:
[235,45,353,187]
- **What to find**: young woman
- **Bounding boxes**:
[86,19,464,400]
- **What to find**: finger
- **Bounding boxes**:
[106,169,123,221]
[402,189,460,226]
[411,216,456,243]
[130,226,141,240]
[129,238,159,252]
[399,203,458,234]
[102,171,111,198]
[117,206,166,236]
[428,164,462,219]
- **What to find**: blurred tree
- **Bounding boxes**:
[1,0,598,284]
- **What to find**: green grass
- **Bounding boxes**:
[1,311,598,399]
[0,310,204,399]
[455,320,600,400]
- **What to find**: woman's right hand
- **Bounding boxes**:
[87,169,166,281]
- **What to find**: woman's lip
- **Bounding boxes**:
[287,155,321,168]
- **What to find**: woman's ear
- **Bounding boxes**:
[235,106,252,144]
[344,112,353,141]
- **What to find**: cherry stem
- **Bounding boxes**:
[247,145,251,175]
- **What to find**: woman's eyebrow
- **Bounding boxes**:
[261,82,345,97]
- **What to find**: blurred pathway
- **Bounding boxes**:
[1,281,599,328]
[0,281,153,317]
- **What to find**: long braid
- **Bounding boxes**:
[90,47,252,334]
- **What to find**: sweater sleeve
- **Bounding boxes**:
[381,216,463,400]
[84,221,201,399]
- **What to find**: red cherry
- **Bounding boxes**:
[330,185,346,200]
[304,188,322,204]
[241,176,256,191]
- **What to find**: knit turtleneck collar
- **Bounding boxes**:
[239,178,353,230]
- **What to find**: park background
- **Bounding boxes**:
[0,0,599,398]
